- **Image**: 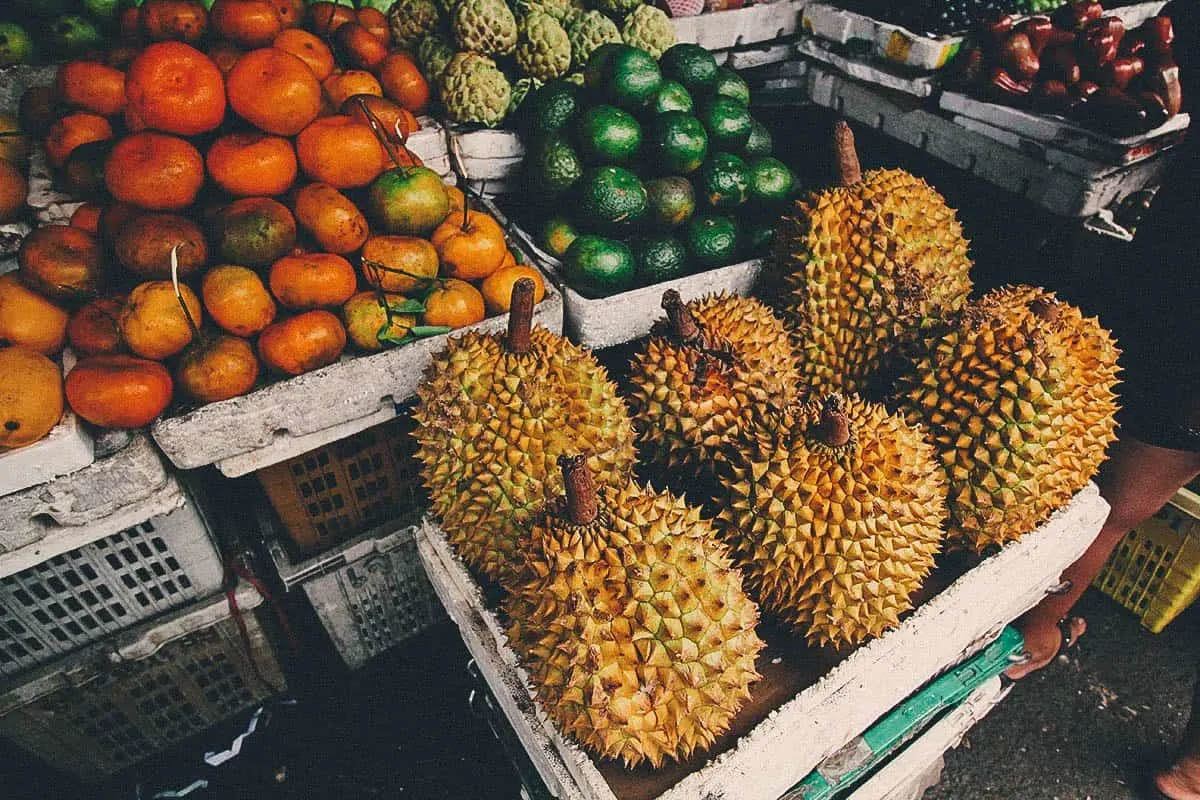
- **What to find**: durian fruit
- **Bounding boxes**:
[417,32,456,88]
[621,5,675,59]
[387,0,441,49]
[414,280,637,585]
[717,394,948,648]
[626,290,802,475]
[775,121,973,396]
[506,455,764,768]
[452,0,519,55]
[897,286,1120,552]
[568,11,622,69]
[599,0,643,16]
[516,11,572,81]
[440,52,513,127]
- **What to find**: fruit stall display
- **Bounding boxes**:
[0,0,568,476]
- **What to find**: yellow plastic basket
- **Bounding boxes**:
[1095,488,1200,633]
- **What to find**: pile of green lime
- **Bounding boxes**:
[520,42,798,299]
[0,0,120,68]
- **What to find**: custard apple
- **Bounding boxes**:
[441,52,513,126]
[453,0,519,56]
[417,33,456,86]
[388,0,441,49]
[516,11,571,80]
[568,11,622,69]
[622,5,675,58]
[599,0,643,16]
[514,0,575,23]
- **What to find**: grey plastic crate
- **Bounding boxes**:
[266,516,445,669]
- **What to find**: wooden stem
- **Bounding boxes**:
[816,394,852,448]
[558,454,598,526]
[169,245,201,341]
[507,277,535,355]
[354,96,418,172]
[662,290,700,342]
[693,352,714,387]
[1030,297,1060,323]
[834,120,862,187]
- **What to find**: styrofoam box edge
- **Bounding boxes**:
[0,585,265,714]
[802,3,961,71]
[418,484,1108,800]
[151,278,563,474]
[795,38,936,98]
[671,0,807,52]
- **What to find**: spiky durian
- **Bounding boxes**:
[897,286,1120,552]
[626,290,802,475]
[774,121,973,395]
[506,456,764,768]
[717,394,947,648]
[414,280,637,585]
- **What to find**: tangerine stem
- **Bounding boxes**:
[169,245,201,342]
[354,96,418,172]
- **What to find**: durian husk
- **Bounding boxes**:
[717,394,948,648]
[897,285,1121,552]
[413,326,637,585]
[506,479,764,768]
[626,292,802,476]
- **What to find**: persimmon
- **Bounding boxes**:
[308,2,354,35]
[257,309,346,376]
[206,41,244,75]
[273,28,333,81]
[65,353,174,428]
[125,42,226,136]
[56,61,126,117]
[498,250,516,270]
[105,131,205,211]
[343,95,418,141]
[68,296,126,355]
[105,44,142,70]
[201,264,276,336]
[209,0,285,48]
[61,140,113,200]
[99,202,143,248]
[17,224,104,303]
[268,252,357,310]
[334,22,388,70]
[366,165,449,235]
[356,7,390,44]
[269,0,304,29]
[322,70,382,109]
[481,265,546,315]
[422,279,486,329]
[295,115,386,189]
[209,196,297,267]
[377,52,430,115]
[444,184,466,212]
[44,112,112,168]
[430,208,508,281]
[226,47,322,136]
[0,346,64,448]
[69,203,103,234]
[342,291,414,351]
[115,212,208,279]
[0,274,69,355]
[0,161,26,224]
[206,132,298,197]
[139,0,209,43]
[124,104,150,132]
[361,234,438,293]
[119,280,203,360]
[176,332,259,403]
[291,182,369,254]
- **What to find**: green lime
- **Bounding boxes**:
[747,156,795,205]
[563,234,636,297]
[659,43,719,94]
[684,214,739,267]
[526,131,584,196]
[575,105,642,165]
[645,176,695,227]
[647,112,707,175]
[0,23,33,67]
[540,216,579,258]
[584,42,628,90]
[697,152,750,210]
[600,45,663,108]
[44,15,104,55]
[82,0,121,19]
[649,81,693,115]
[699,97,753,151]
[743,117,774,156]
[710,66,751,106]
[631,234,689,286]
[575,165,648,230]
[523,80,585,134]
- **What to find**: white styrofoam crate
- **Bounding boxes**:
[796,37,937,97]
[672,0,806,52]
[150,266,563,477]
[0,350,94,500]
[448,127,525,192]
[723,41,800,70]
[489,200,763,349]
[265,517,445,670]
[408,116,454,179]
[801,3,962,71]
[0,585,284,783]
[0,478,226,678]
[417,484,1108,800]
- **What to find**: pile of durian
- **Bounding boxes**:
[393,0,675,127]
[412,122,1121,770]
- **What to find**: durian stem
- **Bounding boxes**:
[816,394,852,448]
[506,277,536,354]
[1030,297,1059,323]
[558,454,598,526]
[662,290,700,342]
[834,121,862,187]
[693,352,714,387]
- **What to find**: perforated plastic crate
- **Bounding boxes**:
[266,517,445,669]
[0,586,284,783]
[0,486,225,678]
[1095,488,1200,633]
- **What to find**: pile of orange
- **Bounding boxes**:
[1,0,547,447]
